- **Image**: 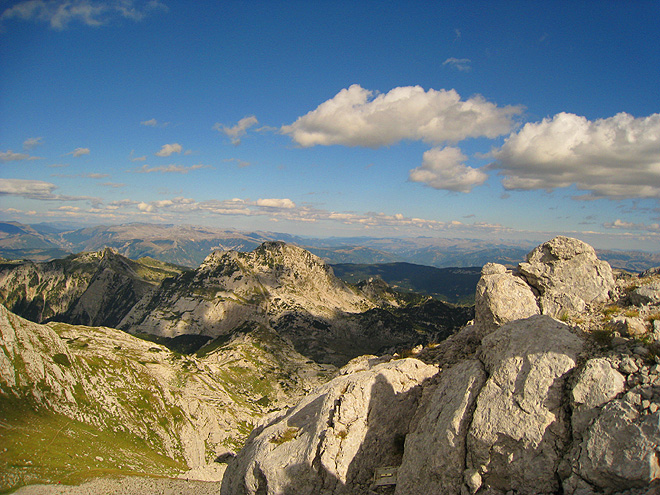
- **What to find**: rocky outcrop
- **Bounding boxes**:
[466,316,583,494]
[474,236,616,332]
[0,305,333,490]
[222,237,660,495]
[220,358,437,495]
[474,262,539,334]
[395,359,486,494]
[0,249,184,327]
[518,236,615,316]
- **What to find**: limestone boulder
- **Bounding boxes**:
[220,358,438,495]
[518,236,615,317]
[395,359,487,495]
[629,282,660,306]
[577,398,660,490]
[474,262,539,335]
[570,358,626,435]
[466,315,584,494]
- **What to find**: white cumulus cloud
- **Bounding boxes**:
[409,146,488,193]
[491,112,660,199]
[281,84,522,148]
[214,116,259,145]
[155,143,182,157]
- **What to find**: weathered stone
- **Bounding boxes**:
[474,263,539,335]
[466,315,584,494]
[578,399,660,489]
[620,356,640,374]
[608,317,648,338]
[395,359,487,495]
[518,236,615,317]
[571,358,626,435]
[629,282,660,306]
[221,358,438,495]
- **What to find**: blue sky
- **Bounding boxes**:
[1,0,659,251]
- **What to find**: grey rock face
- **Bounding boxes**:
[629,282,660,306]
[518,236,615,316]
[220,358,438,495]
[395,359,486,495]
[474,262,539,334]
[577,399,660,490]
[466,315,584,494]
[570,358,626,435]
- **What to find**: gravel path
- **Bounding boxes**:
[12,476,221,495]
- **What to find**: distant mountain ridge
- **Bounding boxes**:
[0,242,472,366]
[1,221,658,271]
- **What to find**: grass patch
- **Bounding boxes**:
[269,427,298,446]
[52,353,71,367]
[602,305,621,317]
[0,398,185,493]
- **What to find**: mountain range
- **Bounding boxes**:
[2,221,659,272]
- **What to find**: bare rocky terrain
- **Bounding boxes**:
[2,236,660,494]
[223,237,660,494]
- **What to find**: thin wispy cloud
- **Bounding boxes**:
[604,219,660,232]
[0,150,41,162]
[443,57,472,72]
[140,118,169,127]
[0,178,96,202]
[23,137,43,150]
[155,143,182,157]
[224,158,251,168]
[214,116,259,145]
[67,147,90,157]
[130,150,147,161]
[133,163,210,174]
[1,0,168,30]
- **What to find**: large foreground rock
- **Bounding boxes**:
[518,236,615,316]
[466,315,584,494]
[577,399,660,490]
[220,358,438,495]
[395,359,486,495]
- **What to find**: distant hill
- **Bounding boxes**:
[331,262,481,305]
[1,221,658,272]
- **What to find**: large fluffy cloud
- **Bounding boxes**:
[409,146,488,192]
[491,112,660,199]
[281,84,522,148]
